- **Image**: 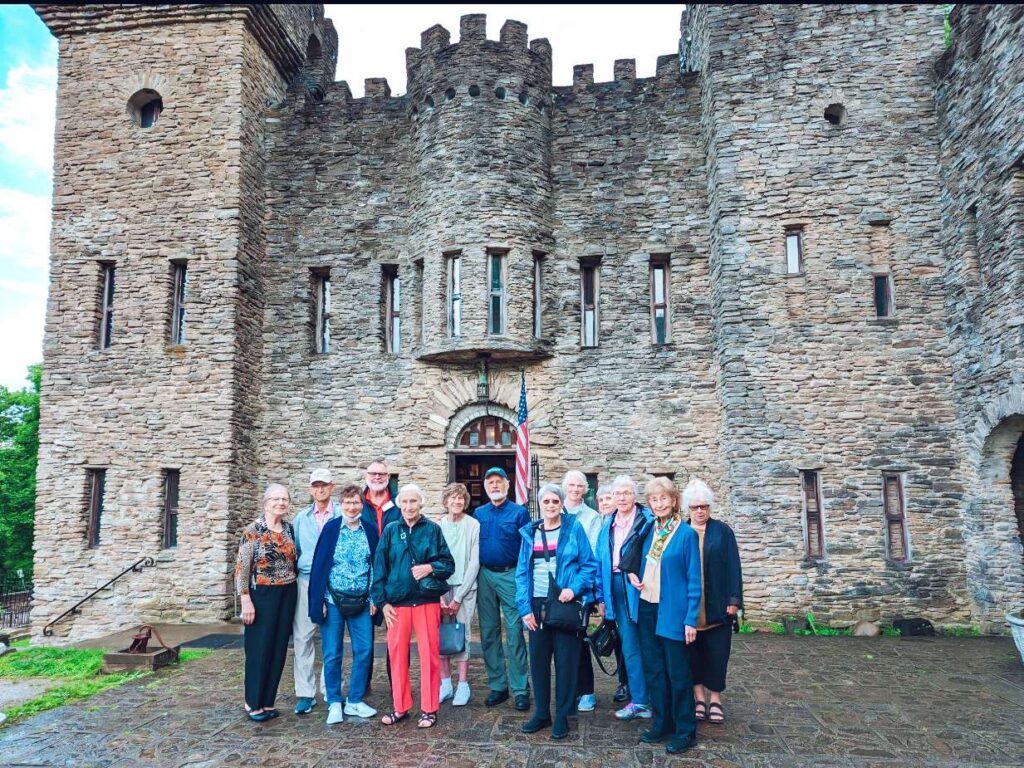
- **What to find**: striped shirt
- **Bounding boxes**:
[532,525,560,598]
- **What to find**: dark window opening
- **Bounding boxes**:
[128,89,163,129]
[86,469,105,548]
[312,269,331,354]
[650,256,670,345]
[445,87,456,102]
[801,470,825,560]
[823,103,847,126]
[518,91,529,106]
[447,253,462,337]
[785,228,804,274]
[584,473,599,510]
[581,261,599,347]
[873,274,893,317]
[98,262,115,350]
[170,261,187,345]
[1012,433,1024,558]
[965,204,981,280]
[424,95,435,109]
[883,473,909,562]
[468,85,481,97]
[494,86,507,100]
[487,250,506,335]
[383,266,400,354]
[457,416,516,449]
[163,469,180,549]
[533,252,545,338]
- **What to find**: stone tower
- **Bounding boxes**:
[30,4,336,638]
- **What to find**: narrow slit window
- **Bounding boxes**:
[86,469,106,548]
[487,250,506,335]
[801,470,825,560]
[313,269,331,354]
[965,204,981,279]
[650,256,670,344]
[384,267,401,354]
[163,469,180,549]
[883,473,909,562]
[448,253,462,337]
[873,274,894,318]
[170,261,187,345]
[533,252,544,338]
[581,262,599,347]
[98,263,115,350]
[785,229,804,275]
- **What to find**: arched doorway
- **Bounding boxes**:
[1013,431,1024,557]
[448,415,518,512]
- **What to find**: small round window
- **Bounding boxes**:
[494,86,507,100]
[424,95,435,110]
[518,91,529,106]
[445,87,456,102]
[128,89,163,129]
[468,85,481,97]
[824,103,847,126]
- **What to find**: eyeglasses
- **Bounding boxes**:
[366,471,388,477]
[267,497,289,503]
[689,504,710,512]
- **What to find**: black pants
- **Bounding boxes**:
[687,622,732,692]
[637,599,696,741]
[528,598,581,721]
[244,582,297,710]
[576,636,595,696]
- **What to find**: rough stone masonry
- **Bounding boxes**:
[28,4,1023,641]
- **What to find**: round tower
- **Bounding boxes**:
[405,14,554,362]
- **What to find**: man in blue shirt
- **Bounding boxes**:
[474,467,531,710]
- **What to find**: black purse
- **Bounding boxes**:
[401,527,449,599]
[618,518,652,575]
[328,585,369,618]
[537,527,586,632]
[439,616,467,656]
[586,619,620,676]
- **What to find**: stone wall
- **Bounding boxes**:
[936,4,1024,628]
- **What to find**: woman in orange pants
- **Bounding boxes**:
[370,483,456,728]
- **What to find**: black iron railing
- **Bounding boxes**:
[43,556,155,637]
[0,574,32,629]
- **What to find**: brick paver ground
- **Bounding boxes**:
[1,635,1022,767]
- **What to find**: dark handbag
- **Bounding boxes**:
[586,619,620,676]
[536,527,586,632]
[618,518,652,575]
[400,528,449,599]
[439,617,466,656]
[328,585,369,618]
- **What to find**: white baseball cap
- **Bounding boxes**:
[309,468,333,485]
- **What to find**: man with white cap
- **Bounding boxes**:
[292,468,341,715]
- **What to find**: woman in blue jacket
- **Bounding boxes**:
[683,478,742,726]
[307,485,380,725]
[628,476,702,755]
[515,483,598,741]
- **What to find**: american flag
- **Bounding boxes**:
[514,372,531,505]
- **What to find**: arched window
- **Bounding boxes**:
[457,416,515,449]
[128,89,163,129]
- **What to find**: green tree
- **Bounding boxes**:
[0,364,41,584]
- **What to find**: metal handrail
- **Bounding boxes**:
[43,556,155,636]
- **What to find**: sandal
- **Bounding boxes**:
[708,702,725,724]
[694,700,707,721]
[381,710,409,726]
[418,711,437,729]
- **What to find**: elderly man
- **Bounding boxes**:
[362,458,401,535]
[292,468,341,715]
[475,466,532,710]
[562,470,603,712]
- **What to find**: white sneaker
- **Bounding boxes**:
[326,702,344,725]
[343,700,377,718]
[452,681,471,707]
[577,693,596,712]
[439,677,454,704]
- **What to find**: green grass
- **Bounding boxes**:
[939,624,980,637]
[0,646,213,728]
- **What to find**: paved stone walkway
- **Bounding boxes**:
[1,635,1022,767]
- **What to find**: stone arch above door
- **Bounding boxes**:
[446,403,518,450]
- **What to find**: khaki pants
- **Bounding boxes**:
[292,576,326,699]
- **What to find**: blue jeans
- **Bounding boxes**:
[321,601,373,705]
[611,573,647,706]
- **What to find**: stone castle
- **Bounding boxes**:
[29,4,1023,640]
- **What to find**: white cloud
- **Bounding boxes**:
[0,186,51,271]
[0,62,57,177]
[0,291,44,390]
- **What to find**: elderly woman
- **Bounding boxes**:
[234,483,298,722]
[595,475,653,721]
[307,484,380,725]
[595,484,616,518]
[438,482,481,707]
[594,482,630,703]
[683,478,742,726]
[371,483,455,729]
[515,483,598,740]
[561,470,602,713]
[628,476,701,755]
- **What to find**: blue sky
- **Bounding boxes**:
[0,4,682,391]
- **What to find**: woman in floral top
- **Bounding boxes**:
[234,482,298,722]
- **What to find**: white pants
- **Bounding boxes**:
[293,576,326,698]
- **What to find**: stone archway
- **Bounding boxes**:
[446,404,519,512]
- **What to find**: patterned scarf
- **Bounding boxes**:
[647,514,680,562]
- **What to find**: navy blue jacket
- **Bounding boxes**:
[370,516,456,608]
[514,513,598,619]
[362,490,400,536]
[307,516,379,625]
[475,498,530,568]
[693,517,743,626]
[638,519,702,641]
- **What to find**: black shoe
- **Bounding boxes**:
[485,689,510,707]
[551,717,569,740]
[521,715,552,734]
[613,684,629,703]
[640,729,667,744]
[514,694,530,711]
[666,736,697,754]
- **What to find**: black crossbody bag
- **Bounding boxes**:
[537,526,587,632]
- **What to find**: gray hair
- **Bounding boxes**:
[682,478,716,512]
[397,483,427,506]
[262,483,289,504]
[611,475,638,494]
[596,484,614,498]
[537,483,565,504]
[561,470,587,491]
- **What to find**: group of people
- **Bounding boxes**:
[234,459,743,755]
